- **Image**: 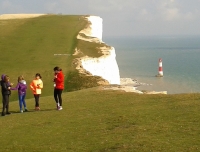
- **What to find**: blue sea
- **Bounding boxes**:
[104,35,200,94]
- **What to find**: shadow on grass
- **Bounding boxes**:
[9,108,57,114]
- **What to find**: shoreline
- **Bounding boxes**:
[103,78,167,94]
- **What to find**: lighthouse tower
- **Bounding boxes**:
[156,58,163,77]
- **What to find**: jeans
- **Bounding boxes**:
[18,94,26,110]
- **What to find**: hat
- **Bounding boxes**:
[1,74,5,80]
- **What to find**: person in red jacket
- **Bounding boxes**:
[53,66,64,110]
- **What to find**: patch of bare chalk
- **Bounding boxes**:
[0,14,46,20]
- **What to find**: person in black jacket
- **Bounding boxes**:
[1,75,12,116]
[1,74,5,103]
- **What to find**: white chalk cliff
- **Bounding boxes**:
[0,14,166,94]
[76,16,120,85]
[0,14,120,84]
[77,16,103,42]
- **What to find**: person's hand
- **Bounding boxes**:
[8,87,11,90]
[10,83,14,86]
[54,75,57,78]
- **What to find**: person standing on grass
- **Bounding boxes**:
[11,76,28,113]
[1,74,12,104]
[30,73,43,111]
[1,74,6,103]
[53,67,64,110]
[1,75,13,116]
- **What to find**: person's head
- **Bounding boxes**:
[54,66,62,74]
[4,75,9,82]
[35,73,42,80]
[18,76,24,82]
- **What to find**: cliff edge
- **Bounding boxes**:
[74,16,120,85]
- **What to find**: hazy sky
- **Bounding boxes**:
[1,0,200,37]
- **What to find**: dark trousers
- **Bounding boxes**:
[54,89,63,106]
[2,94,9,113]
[34,94,40,107]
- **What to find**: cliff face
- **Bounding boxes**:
[75,16,120,85]
[77,16,103,41]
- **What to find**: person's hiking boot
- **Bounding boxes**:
[1,112,5,116]
[6,112,11,115]
[24,109,28,112]
[20,110,23,113]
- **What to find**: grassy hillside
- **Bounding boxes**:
[0,15,103,101]
[1,15,200,152]
[1,89,200,151]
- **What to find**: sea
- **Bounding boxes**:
[104,35,200,94]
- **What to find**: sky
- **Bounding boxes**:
[1,0,200,37]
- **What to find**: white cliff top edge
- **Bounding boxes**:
[77,15,103,42]
[0,14,46,20]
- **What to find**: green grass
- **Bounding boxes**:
[1,15,200,152]
[1,89,200,151]
[0,15,104,101]
[76,39,108,58]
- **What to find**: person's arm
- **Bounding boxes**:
[10,83,19,90]
[30,81,35,91]
[56,73,64,82]
[53,74,57,82]
[1,82,10,91]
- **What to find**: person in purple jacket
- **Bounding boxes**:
[11,76,28,113]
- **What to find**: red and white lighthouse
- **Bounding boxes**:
[156,58,163,77]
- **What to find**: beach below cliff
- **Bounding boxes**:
[103,78,167,94]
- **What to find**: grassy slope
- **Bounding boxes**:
[0,15,106,100]
[0,15,99,100]
[1,15,200,151]
[0,89,200,151]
